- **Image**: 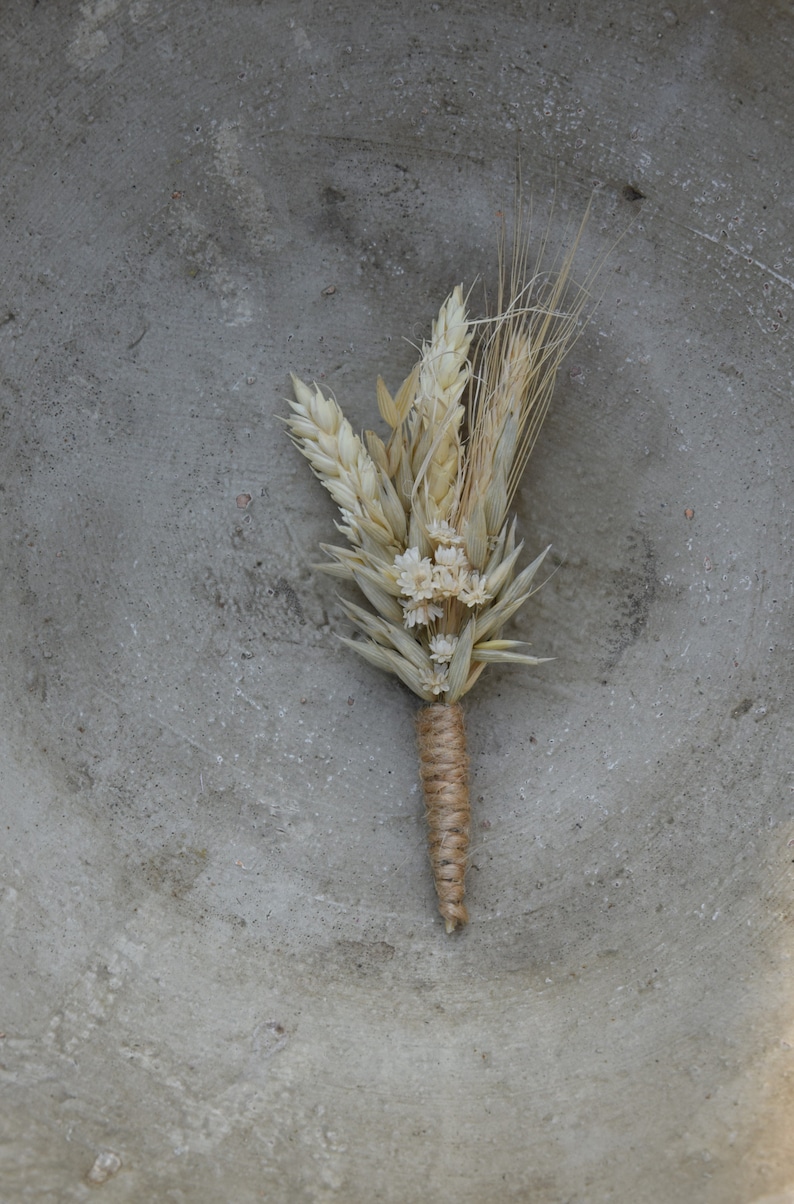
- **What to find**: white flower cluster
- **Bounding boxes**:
[419,666,451,696]
[390,527,495,697]
[429,633,459,663]
[426,519,464,547]
[393,533,492,630]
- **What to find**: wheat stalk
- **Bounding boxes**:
[286,203,597,932]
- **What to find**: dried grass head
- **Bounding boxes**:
[286,200,599,704]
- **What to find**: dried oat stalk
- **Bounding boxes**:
[286,204,596,932]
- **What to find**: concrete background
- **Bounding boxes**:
[1,1,793,1200]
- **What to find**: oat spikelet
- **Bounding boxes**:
[287,375,403,561]
[286,200,599,932]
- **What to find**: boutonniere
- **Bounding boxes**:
[287,206,595,931]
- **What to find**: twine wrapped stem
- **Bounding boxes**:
[416,702,470,933]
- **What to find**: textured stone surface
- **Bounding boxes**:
[1,2,793,1200]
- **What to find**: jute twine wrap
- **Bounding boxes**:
[416,702,470,933]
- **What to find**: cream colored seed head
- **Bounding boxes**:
[409,286,473,524]
[287,375,400,555]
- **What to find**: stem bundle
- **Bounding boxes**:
[416,702,470,933]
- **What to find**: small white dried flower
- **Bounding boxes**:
[393,547,423,573]
[401,598,444,628]
[394,547,436,600]
[420,666,450,695]
[429,633,459,663]
[431,563,469,599]
[433,545,470,569]
[459,571,491,607]
[427,519,464,546]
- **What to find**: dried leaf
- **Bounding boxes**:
[446,617,476,703]
[376,376,399,428]
[463,498,488,569]
[392,363,420,424]
[341,599,430,672]
[474,544,550,641]
[365,429,390,474]
[483,540,524,597]
[472,648,553,666]
[351,568,404,624]
[340,637,429,697]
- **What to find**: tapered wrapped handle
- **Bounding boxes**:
[416,702,470,933]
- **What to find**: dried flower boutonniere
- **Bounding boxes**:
[286,205,596,932]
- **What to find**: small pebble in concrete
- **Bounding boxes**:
[85,1151,122,1186]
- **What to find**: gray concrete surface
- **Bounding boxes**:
[1,2,793,1201]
